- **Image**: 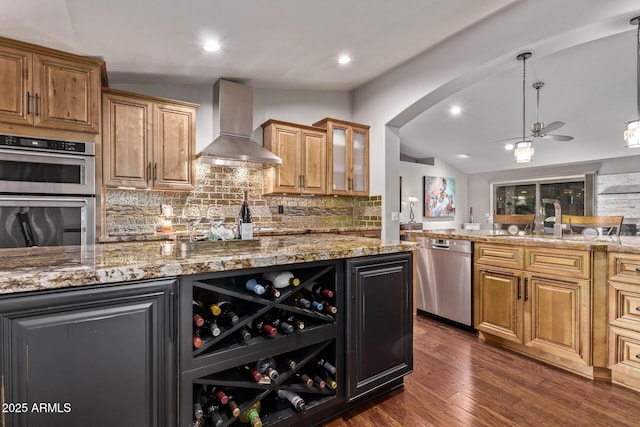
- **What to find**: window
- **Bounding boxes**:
[492,174,595,224]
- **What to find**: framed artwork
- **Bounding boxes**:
[423,176,455,218]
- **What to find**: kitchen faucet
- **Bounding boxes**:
[541,198,562,238]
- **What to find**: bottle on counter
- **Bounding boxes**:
[262,271,301,289]
[239,190,254,240]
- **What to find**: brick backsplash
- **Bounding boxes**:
[105,164,382,236]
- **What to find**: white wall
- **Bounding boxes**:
[399,160,468,229]
[351,0,640,240]
[111,83,351,153]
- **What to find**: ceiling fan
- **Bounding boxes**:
[489,52,574,147]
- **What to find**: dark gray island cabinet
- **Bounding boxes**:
[0,251,413,427]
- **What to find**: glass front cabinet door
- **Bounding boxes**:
[313,118,369,196]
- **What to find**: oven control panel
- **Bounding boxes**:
[0,134,93,155]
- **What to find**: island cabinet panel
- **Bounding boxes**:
[474,242,594,378]
[0,278,177,427]
[345,252,413,401]
[0,37,102,133]
[608,251,640,392]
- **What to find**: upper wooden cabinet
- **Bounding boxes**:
[262,119,327,195]
[313,118,369,196]
[102,88,197,191]
[0,37,102,133]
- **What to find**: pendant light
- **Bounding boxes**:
[624,16,640,148]
[515,52,534,162]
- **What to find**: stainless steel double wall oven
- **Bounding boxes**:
[0,134,95,248]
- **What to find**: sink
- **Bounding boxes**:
[179,238,261,254]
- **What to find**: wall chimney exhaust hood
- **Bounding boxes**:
[197,79,282,168]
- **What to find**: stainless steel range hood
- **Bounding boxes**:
[197,79,282,168]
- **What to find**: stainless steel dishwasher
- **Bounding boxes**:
[416,237,472,327]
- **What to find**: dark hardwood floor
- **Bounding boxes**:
[323,314,640,427]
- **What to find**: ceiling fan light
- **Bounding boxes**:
[514,141,534,162]
[625,120,640,148]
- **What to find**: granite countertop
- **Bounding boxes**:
[0,235,415,295]
[401,229,640,254]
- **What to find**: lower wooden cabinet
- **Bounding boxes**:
[345,252,413,401]
[474,243,595,377]
[0,279,178,427]
[607,251,640,392]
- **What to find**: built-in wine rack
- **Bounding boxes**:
[180,260,343,427]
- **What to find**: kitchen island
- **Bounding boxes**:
[0,235,415,427]
[404,229,640,393]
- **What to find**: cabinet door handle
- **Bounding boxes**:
[27,91,31,115]
[517,276,521,300]
[34,93,39,117]
[147,162,151,179]
[169,291,176,344]
[153,163,157,180]
[635,306,640,312]
[636,354,640,360]
[531,275,577,285]
[302,175,305,188]
[524,277,528,301]
[635,267,640,272]
[480,268,514,277]
[348,177,353,190]
[299,175,303,188]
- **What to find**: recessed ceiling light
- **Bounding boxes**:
[338,55,351,65]
[203,40,221,52]
[505,143,514,150]
[450,106,461,115]
[458,153,470,158]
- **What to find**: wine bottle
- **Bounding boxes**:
[317,355,337,375]
[313,374,326,389]
[276,389,306,413]
[262,271,301,289]
[242,364,263,382]
[223,387,241,417]
[193,300,206,328]
[325,375,338,390]
[198,386,224,426]
[193,402,204,420]
[304,282,335,299]
[250,317,277,337]
[264,311,294,334]
[322,301,338,315]
[192,417,204,427]
[256,357,279,380]
[295,372,313,388]
[279,311,305,330]
[217,301,239,325]
[238,401,263,427]
[284,358,296,370]
[199,295,222,317]
[256,278,281,299]
[237,326,252,345]
[244,278,266,296]
[206,318,222,337]
[300,289,324,312]
[205,385,229,406]
[239,190,253,240]
[288,292,311,309]
[193,329,205,349]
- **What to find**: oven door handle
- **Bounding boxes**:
[0,148,92,162]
